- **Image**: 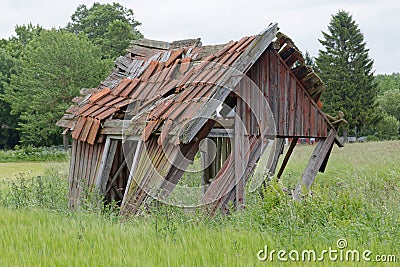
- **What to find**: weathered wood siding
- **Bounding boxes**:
[247,49,328,138]
[68,139,104,209]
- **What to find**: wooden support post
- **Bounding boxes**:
[104,160,127,197]
[264,138,285,178]
[234,100,247,209]
[68,139,78,209]
[221,137,228,163]
[121,141,142,208]
[63,131,69,151]
[215,137,221,176]
[276,138,298,179]
[95,137,118,194]
[201,141,211,194]
[104,142,139,198]
[293,130,336,200]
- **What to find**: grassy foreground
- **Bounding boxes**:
[0,141,399,266]
[0,161,69,179]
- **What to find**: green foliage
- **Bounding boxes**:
[1,24,44,59]
[66,2,143,59]
[375,73,400,95]
[0,146,68,162]
[0,48,19,148]
[4,29,112,146]
[373,112,399,140]
[316,10,379,136]
[0,170,68,211]
[378,89,400,121]
[304,50,319,73]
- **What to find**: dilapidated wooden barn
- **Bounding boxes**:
[57,23,343,216]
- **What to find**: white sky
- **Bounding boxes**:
[0,0,398,74]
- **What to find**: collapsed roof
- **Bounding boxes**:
[57,23,342,215]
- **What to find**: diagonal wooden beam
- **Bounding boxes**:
[121,141,142,208]
[277,138,298,179]
[264,138,285,178]
[179,23,278,144]
[95,137,118,194]
[293,129,335,200]
[104,160,127,196]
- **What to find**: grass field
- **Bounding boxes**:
[0,161,69,179]
[0,141,399,266]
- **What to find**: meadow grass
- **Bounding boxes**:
[0,161,69,179]
[0,141,399,266]
[0,146,68,163]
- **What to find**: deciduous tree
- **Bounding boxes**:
[66,2,143,59]
[4,29,112,146]
[0,48,18,148]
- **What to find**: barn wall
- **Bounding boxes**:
[68,139,104,209]
[246,49,328,138]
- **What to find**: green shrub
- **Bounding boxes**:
[374,113,400,140]
[0,169,68,211]
[0,145,68,162]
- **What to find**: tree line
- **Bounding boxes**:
[0,5,398,148]
[0,2,142,148]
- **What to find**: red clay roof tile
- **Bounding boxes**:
[89,88,111,102]
[71,117,87,139]
[86,119,100,145]
[164,48,184,68]
[140,61,159,81]
[120,78,141,97]
[95,107,118,120]
[111,78,132,96]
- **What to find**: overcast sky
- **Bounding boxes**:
[0,0,398,74]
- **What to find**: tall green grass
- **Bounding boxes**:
[0,146,68,162]
[0,141,399,266]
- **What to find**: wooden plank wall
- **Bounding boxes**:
[120,120,215,216]
[247,49,329,138]
[104,140,136,204]
[202,137,231,185]
[202,48,332,213]
[68,139,104,209]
